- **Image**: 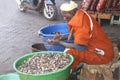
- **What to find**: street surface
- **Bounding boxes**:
[0,0,66,74]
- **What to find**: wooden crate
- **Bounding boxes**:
[98,13,111,19]
[97,13,112,25]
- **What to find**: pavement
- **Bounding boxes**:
[0,0,120,77]
[0,0,65,74]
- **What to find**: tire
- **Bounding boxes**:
[43,4,57,20]
[17,1,27,12]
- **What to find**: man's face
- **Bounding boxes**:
[61,11,73,22]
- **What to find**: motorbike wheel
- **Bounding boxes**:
[43,4,57,20]
[17,1,27,12]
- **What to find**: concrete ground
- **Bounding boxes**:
[0,0,120,79]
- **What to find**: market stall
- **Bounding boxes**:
[80,0,120,25]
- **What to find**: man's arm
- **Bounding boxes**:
[59,41,87,51]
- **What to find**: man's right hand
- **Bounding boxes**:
[53,32,62,40]
[47,38,60,44]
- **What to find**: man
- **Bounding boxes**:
[48,1,114,69]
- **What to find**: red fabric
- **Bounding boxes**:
[105,0,114,11]
[106,0,113,8]
[80,0,93,11]
[67,9,114,69]
[90,0,99,11]
[112,0,119,8]
[111,0,120,11]
[96,0,107,12]
[105,0,120,11]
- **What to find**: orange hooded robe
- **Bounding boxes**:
[67,9,114,69]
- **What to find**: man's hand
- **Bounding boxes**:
[53,32,62,40]
[47,39,60,44]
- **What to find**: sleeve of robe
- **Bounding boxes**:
[68,10,92,46]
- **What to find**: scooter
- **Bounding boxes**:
[16,0,57,20]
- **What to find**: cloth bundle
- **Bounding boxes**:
[105,0,120,12]
[80,0,120,13]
